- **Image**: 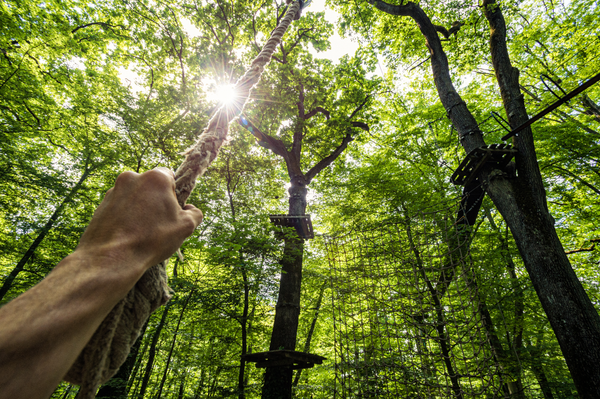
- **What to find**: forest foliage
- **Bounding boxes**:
[1,0,599,397]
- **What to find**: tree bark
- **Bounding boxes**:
[0,166,92,301]
[138,300,172,399]
[154,291,194,399]
[368,1,600,396]
[262,175,307,399]
[482,2,600,396]
[293,280,327,387]
[257,81,368,398]
[527,337,555,399]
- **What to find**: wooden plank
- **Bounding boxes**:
[269,215,314,239]
[450,144,518,186]
[243,350,325,365]
[255,359,294,368]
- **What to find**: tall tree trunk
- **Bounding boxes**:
[404,212,463,398]
[154,291,194,399]
[138,300,172,399]
[482,207,526,397]
[367,0,600,396]
[224,158,252,399]
[262,175,307,399]
[126,322,152,396]
[0,166,92,301]
[293,280,326,387]
[238,264,250,399]
[96,320,149,399]
[527,337,555,399]
[482,3,600,396]
[60,385,74,399]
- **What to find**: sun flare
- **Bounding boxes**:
[212,83,237,106]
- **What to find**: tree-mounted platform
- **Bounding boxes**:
[450,144,518,186]
[242,350,326,370]
[269,214,314,239]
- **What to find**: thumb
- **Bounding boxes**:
[182,204,203,227]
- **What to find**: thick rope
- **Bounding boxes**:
[64,2,301,398]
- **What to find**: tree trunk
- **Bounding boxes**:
[154,291,194,399]
[292,280,327,387]
[126,322,152,396]
[96,320,149,399]
[0,167,92,301]
[238,264,249,399]
[482,3,600,396]
[262,175,307,399]
[367,1,600,396]
[138,300,172,399]
[527,338,555,399]
[404,213,463,398]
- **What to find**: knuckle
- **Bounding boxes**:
[115,171,137,186]
[146,169,173,189]
[181,215,197,235]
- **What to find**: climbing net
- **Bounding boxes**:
[324,200,510,398]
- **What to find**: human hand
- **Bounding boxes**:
[76,168,203,274]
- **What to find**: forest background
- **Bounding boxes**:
[1,0,599,397]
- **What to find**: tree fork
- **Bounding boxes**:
[368,0,600,396]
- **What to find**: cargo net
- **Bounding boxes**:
[324,203,506,398]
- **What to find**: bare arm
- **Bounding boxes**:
[0,168,203,399]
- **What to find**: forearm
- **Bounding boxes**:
[0,249,146,399]
[0,168,202,399]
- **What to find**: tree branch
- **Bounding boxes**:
[292,84,305,158]
[565,244,595,255]
[71,22,125,34]
[433,22,464,39]
[368,0,484,153]
[351,121,369,131]
[349,95,371,120]
[306,132,354,183]
[237,117,287,158]
[303,106,330,120]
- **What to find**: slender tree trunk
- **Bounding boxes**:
[126,323,152,396]
[60,385,73,399]
[224,159,252,399]
[293,280,326,387]
[155,291,194,399]
[527,338,555,399]
[0,167,92,301]
[262,175,307,399]
[238,264,249,399]
[404,213,463,398]
[96,320,149,399]
[482,207,527,397]
[138,300,172,399]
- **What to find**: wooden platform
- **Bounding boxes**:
[269,214,314,239]
[243,350,326,370]
[451,144,518,186]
